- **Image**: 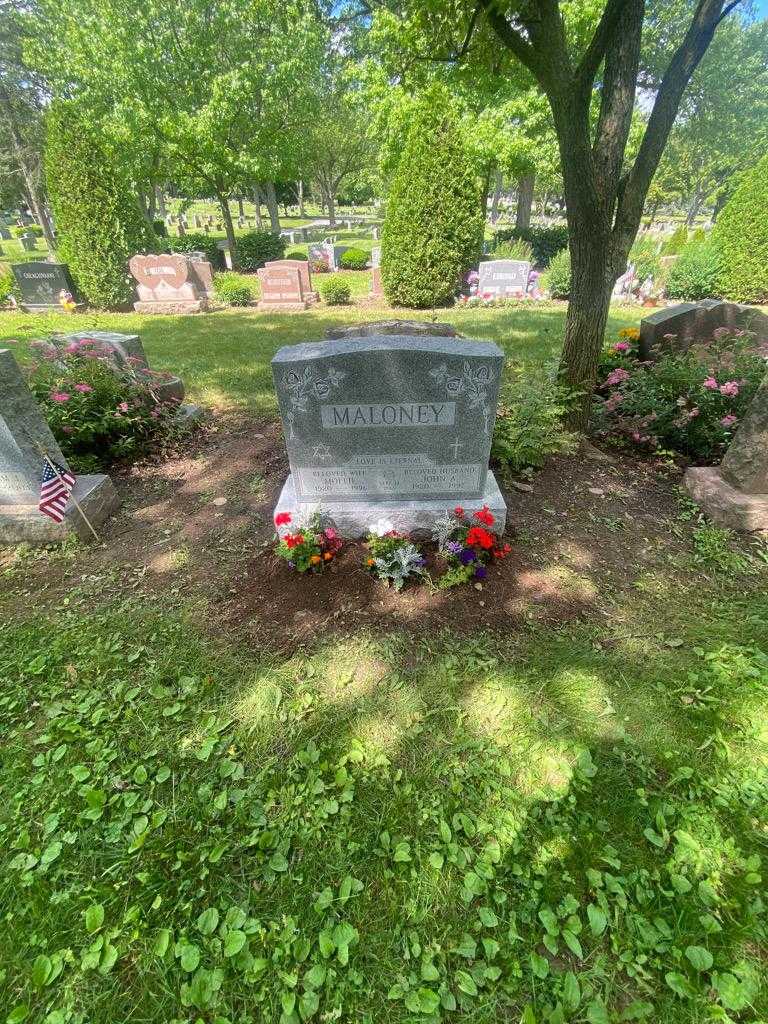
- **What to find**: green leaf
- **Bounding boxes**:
[587,904,607,937]
[99,943,118,974]
[269,852,289,872]
[299,990,320,1020]
[454,969,478,996]
[665,972,696,999]
[538,907,559,935]
[224,930,246,957]
[85,903,105,934]
[180,943,201,972]
[6,1006,29,1024]
[154,929,172,957]
[428,852,444,870]
[393,842,411,862]
[40,841,62,868]
[197,907,219,936]
[712,972,749,1012]
[685,945,713,972]
[31,955,52,988]
[455,933,477,959]
[562,929,583,958]
[562,971,580,1011]
[670,873,692,894]
[530,952,549,979]
[620,1001,654,1020]
[586,999,610,1024]
[417,988,440,1013]
[478,906,499,928]
[521,1007,537,1024]
[421,960,440,982]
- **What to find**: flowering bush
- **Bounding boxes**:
[28,337,179,471]
[593,327,764,460]
[274,512,342,573]
[433,506,510,588]
[364,521,427,590]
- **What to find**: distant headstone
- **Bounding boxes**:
[186,251,215,299]
[216,239,233,270]
[129,253,208,313]
[477,259,531,298]
[11,262,78,312]
[19,232,37,252]
[371,226,380,240]
[325,320,457,340]
[0,220,11,240]
[272,334,506,538]
[370,246,383,297]
[193,215,202,228]
[0,348,119,543]
[257,259,317,311]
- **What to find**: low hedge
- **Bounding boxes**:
[492,225,568,267]
[236,231,285,271]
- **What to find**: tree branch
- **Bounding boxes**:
[614,0,744,243]
[575,0,631,95]
[475,0,543,84]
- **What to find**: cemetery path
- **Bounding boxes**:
[2,412,708,650]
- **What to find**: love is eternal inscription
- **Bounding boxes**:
[271,335,507,536]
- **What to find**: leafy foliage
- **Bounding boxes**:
[167,232,222,267]
[44,102,156,308]
[545,248,571,299]
[492,364,576,473]
[490,237,534,262]
[319,276,351,305]
[493,225,569,267]
[594,329,764,460]
[236,231,285,272]
[339,247,370,270]
[666,237,721,300]
[381,88,483,308]
[713,155,768,303]
[661,224,688,256]
[629,235,663,283]
[27,337,177,470]
[213,272,253,306]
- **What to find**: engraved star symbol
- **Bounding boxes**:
[312,442,332,460]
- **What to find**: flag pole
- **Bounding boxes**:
[38,446,101,542]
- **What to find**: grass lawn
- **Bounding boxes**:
[1,299,767,1023]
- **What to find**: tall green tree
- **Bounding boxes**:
[370,0,748,427]
[29,0,325,261]
[381,87,483,307]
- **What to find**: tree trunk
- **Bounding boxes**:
[155,187,166,219]
[252,186,263,229]
[0,85,56,252]
[685,184,704,227]
[263,181,281,232]
[217,190,238,265]
[136,192,154,229]
[237,196,245,218]
[298,179,306,217]
[326,189,336,228]
[647,197,660,226]
[559,234,618,428]
[490,169,503,224]
[711,190,727,223]
[515,174,534,231]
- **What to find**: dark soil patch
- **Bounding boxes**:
[0,412,697,651]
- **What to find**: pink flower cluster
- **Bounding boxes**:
[721,414,738,428]
[605,367,630,387]
[702,376,740,397]
[613,341,631,354]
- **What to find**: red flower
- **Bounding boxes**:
[454,506,465,517]
[274,511,292,526]
[473,505,495,526]
[284,532,305,549]
[466,526,494,549]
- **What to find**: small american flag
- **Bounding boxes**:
[39,459,75,523]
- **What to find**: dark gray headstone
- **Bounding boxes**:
[325,320,457,340]
[639,300,768,359]
[271,335,507,537]
[11,262,78,311]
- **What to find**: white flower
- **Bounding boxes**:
[369,517,395,536]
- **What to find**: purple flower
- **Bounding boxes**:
[416,557,427,567]
[459,548,476,565]
[287,560,295,568]
[475,566,488,579]
[446,540,463,555]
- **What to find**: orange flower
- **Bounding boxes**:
[310,554,321,565]
[323,552,332,560]
[366,557,375,566]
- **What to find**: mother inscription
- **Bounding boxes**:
[272,335,507,537]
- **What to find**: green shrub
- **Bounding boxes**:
[493,225,569,267]
[339,247,369,270]
[27,337,177,471]
[285,250,307,261]
[381,86,483,307]
[629,235,662,282]
[492,364,576,473]
[236,230,285,272]
[661,224,688,256]
[0,263,19,302]
[319,276,351,305]
[153,219,167,237]
[45,102,156,308]
[665,237,721,300]
[594,327,764,461]
[167,232,221,267]
[713,155,768,303]
[545,248,571,298]
[490,237,534,262]
[214,272,253,306]
[12,224,44,238]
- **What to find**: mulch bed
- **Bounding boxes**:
[1,412,694,651]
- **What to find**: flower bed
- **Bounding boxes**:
[593,327,765,461]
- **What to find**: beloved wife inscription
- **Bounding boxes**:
[272,334,505,511]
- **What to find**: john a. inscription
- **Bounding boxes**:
[295,454,481,498]
[321,402,455,429]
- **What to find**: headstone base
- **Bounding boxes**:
[273,471,507,540]
[257,301,310,312]
[0,474,120,545]
[683,466,768,533]
[133,300,208,314]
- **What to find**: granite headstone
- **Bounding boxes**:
[0,348,119,543]
[477,259,531,298]
[257,260,317,311]
[12,261,78,312]
[272,335,507,537]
